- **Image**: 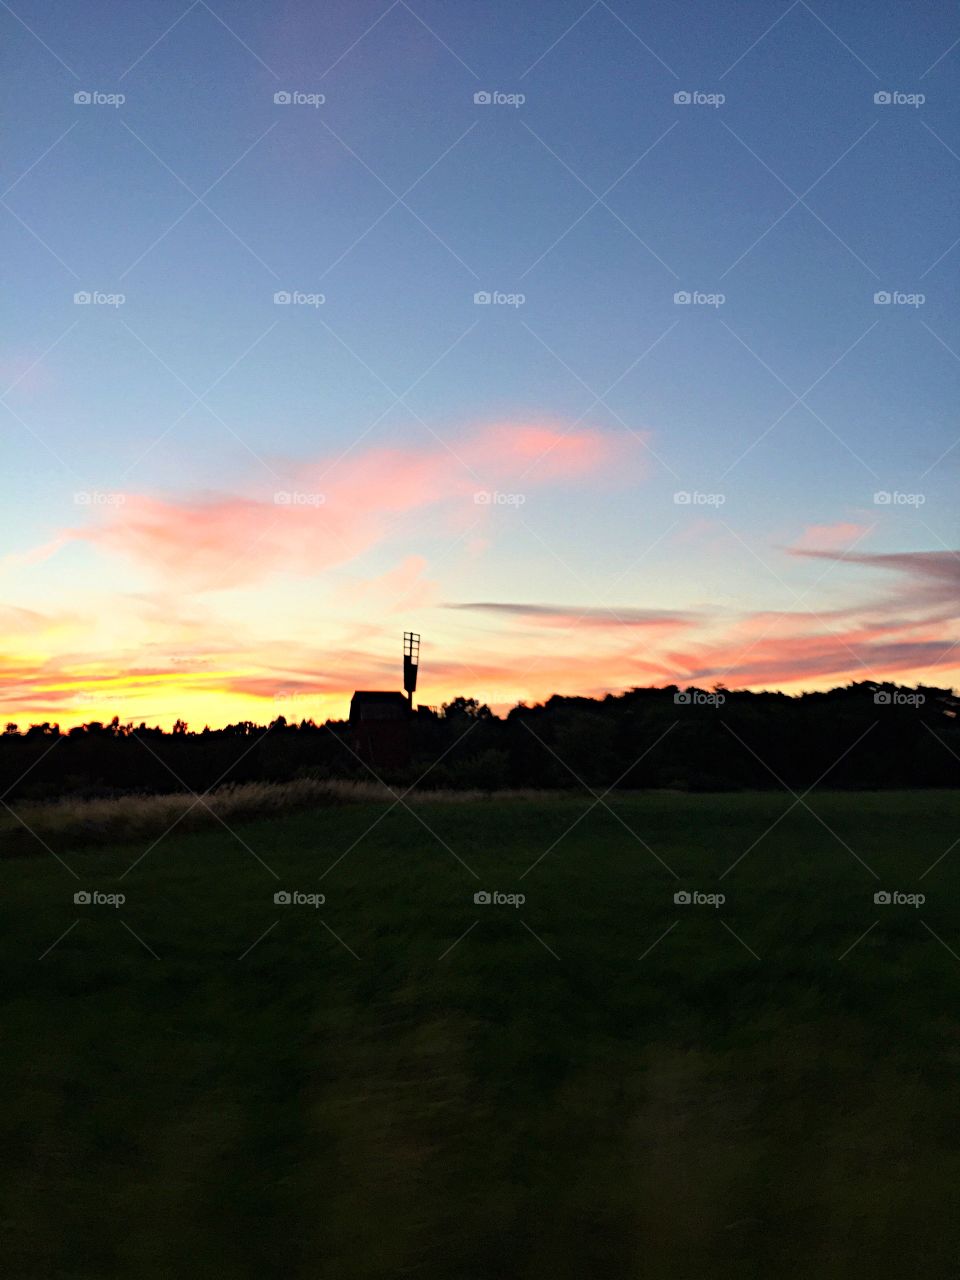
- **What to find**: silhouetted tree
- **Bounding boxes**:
[0,680,956,802]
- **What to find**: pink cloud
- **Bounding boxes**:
[790,548,960,618]
[794,522,871,551]
[447,602,693,629]
[0,535,68,577]
[71,421,628,591]
[670,630,959,688]
[339,556,438,613]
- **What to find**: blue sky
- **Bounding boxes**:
[2,0,959,725]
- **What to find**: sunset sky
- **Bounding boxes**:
[2,0,959,728]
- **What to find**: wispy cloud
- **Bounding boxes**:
[446,601,693,628]
[793,521,871,551]
[65,421,627,590]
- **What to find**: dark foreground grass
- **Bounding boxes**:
[3,790,960,1278]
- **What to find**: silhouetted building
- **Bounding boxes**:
[349,691,409,721]
[348,691,411,770]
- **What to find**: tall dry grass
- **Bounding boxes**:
[0,778,561,854]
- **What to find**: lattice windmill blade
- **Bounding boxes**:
[403,632,420,708]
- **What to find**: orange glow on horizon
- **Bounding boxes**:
[2,426,957,731]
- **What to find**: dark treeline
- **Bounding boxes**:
[1,681,958,803]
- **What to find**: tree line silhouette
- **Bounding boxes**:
[1,681,957,804]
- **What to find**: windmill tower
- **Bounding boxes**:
[403,632,420,710]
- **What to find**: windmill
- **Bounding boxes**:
[348,632,425,768]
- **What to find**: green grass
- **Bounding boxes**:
[3,791,960,1278]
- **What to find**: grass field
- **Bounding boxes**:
[3,790,960,1278]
